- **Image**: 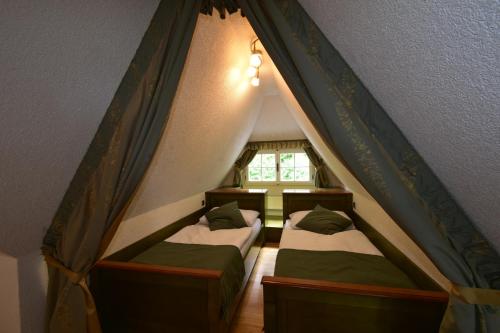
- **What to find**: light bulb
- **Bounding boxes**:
[246,66,258,77]
[250,76,260,87]
[249,51,262,67]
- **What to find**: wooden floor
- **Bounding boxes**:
[229,245,279,333]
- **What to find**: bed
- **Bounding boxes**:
[262,189,449,333]
[90,188,266,333]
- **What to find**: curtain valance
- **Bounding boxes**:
[246,139,309,151]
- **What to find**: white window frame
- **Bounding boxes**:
[245,148,315,186]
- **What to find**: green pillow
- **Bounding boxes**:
[206,201,247,231]
[296,204,352,235]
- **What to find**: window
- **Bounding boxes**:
[247,150,313,183]
[248,153,276,181]
[279,152,310,182]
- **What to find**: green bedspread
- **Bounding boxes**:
[130,242,245,321]
[275,249,418,289]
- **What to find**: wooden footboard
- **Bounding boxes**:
[92,230,263,333]
[262,276,448,333]
[92,261,226,333]
[90,188,267,333]
[273,189,450,332]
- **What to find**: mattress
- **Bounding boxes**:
[131,242,245,321]
[241,220,262,256]
[281,220,383,256]
[166,219,262,256]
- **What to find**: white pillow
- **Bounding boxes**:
[198,207,260,227]
[289,209,354,230]
[240,209,260,226]
[289,210,312,229]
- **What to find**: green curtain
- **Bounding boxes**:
[200,0,240,19]
[239,1,500,332]
[303,142,330,188]
[41,1,201,332]
[246,139,308,150]
[232,147,258,187]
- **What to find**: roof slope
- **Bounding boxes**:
[299,0,500,252]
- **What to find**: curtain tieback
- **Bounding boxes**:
[450,283,500,305]
[44,255,102,333]
[45,254,82,284]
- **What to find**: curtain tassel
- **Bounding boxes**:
[44,255,102,333]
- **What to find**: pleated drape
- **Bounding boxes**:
[41,1,201,332]
[239,1,500,331]
[303,142,330,188]
[232,147,259,187]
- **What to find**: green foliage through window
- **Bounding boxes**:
[248,153,276,181]
[247,151,311,183]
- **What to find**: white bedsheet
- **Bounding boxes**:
[240,220,262,255]
[280,220,383,256]
[166,219,261,255]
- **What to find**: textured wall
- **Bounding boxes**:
[105,193,205,256]
[125,13,264,218]
[17,251,47,333]
[299,0,500,251]
[0,252,21,333]
[272,66,449,288]
[0,0,160,257]
[250,95,306,141]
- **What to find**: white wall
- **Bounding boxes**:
[0,252,21,333]
[109,13,266,251]
[17,251,47,333]
[124,13,264,219]
[298,0,500,252]
[105,193,205,256]
[250,95,306,142]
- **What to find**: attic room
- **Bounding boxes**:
[1,1,499,333]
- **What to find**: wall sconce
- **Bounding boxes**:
[248,38,262,87]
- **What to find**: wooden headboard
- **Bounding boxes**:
[205,188,267,225]
[282,189,353,222]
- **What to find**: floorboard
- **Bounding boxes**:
[229,245,279,333]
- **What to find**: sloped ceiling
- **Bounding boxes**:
[1,0,497,260]
[270,63,448,287]
[299,0,500,251]
[249,94,306,142]
[0,0,160,257]
[125,13,267,218]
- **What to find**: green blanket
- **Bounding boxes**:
[275,249,417,289]
[130,242,245,321]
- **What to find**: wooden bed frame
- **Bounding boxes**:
[262,189,449,333]
[90,188,267,333]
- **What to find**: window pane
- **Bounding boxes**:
[248,154,261,167]
[248,168,261,181]
[262,167,276,181]
[295,167,310,181]
[295,153,309,167]
[280,167,294,181]
[280,153,294,167]
[261,154,275,167]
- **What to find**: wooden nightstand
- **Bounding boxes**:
[265,215,283,243]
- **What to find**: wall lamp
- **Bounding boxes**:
[247,38,262,87]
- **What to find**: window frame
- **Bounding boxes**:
[245,148,315,186]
